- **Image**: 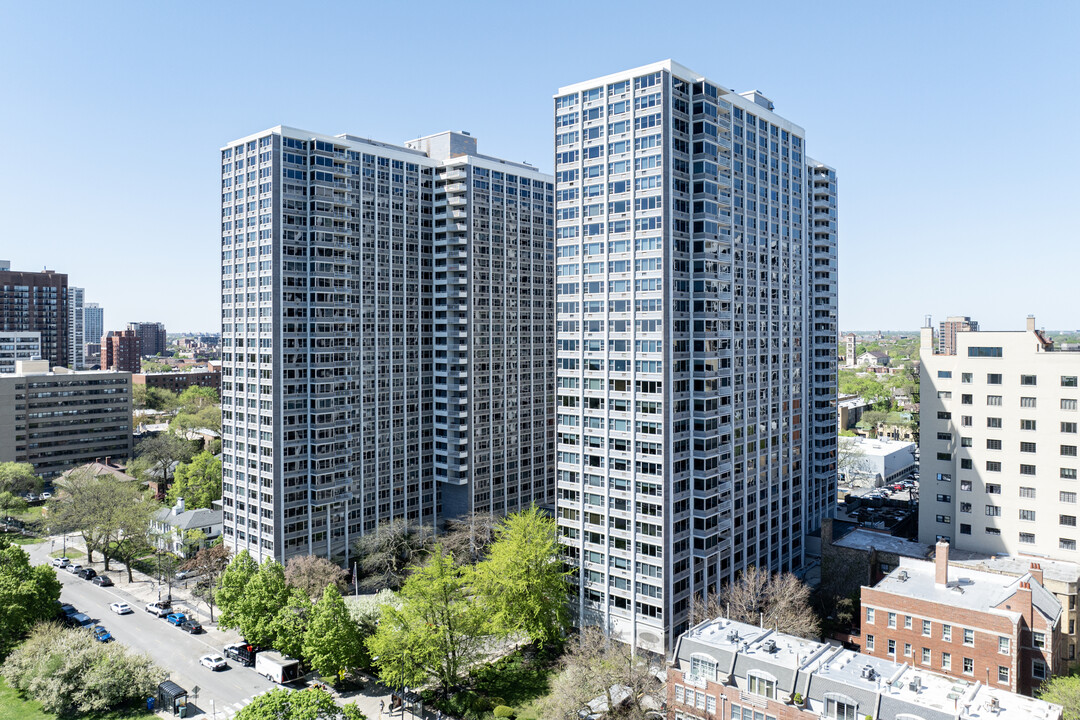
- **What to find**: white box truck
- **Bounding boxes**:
[254,651,301,684]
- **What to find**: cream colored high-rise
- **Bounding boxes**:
[920,317,1080,560]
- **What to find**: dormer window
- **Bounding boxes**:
[747,670,777,699]
[689,654,717,683]
[823,693,858,720]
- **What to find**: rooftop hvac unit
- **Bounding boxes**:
[898,570,909,582]
[763,639,777,653]
[860,665,876,680]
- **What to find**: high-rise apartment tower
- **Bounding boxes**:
[938,315,979,356]
[553,61,837,653]
[0,261,69,368]
[921,317,1080,562]
[69,286,84,369]
[219,127,553,564]
[128,321,167,357]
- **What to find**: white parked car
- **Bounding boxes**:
[66,563,83,574]
[200,654,228,671]
[51,557,70,568]
[110,602,133,615]
[40,492,52,500]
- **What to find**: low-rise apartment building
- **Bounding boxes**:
[861,541,1064,696]
[132,369,220,394]
[668,615,1062,720]
[0,360,132,477]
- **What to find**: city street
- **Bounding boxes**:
[24,538,276,719]
[22,537,404,720]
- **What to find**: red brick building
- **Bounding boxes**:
[668,616,1063,720]
[101,330,140,373]
[132,369,220,394]
[861,541,1065,696]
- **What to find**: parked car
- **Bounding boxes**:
[91,625,112,643]
[145,601,172,617]
[77,568,97,581]
[58,603,77,618]
[175,569,196,580]
[199,654,227,671]
[109,602,133,615]
[181,619,203,634]
[51,557,70,568]
[67,613,94,628]
[66,563,83,574]
[92,575,113,587]
[40,492,51,500]
[223,642,258,667]
[165,612,188,626]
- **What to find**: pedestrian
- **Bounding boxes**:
[380,700,385,716]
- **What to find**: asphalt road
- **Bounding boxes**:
[26,541,276,718]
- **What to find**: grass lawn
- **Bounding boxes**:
[48,549,84,559]
[1,534,41,547]
[0,678,157,720]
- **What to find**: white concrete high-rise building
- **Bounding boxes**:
[219,127,553,564]
[920,317,1080,561]
[83,302,103,350]
[553,61,838,653]
[68,286,84,369]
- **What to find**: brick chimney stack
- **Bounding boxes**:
[935,540,950,586]
[1030,562,1044,585]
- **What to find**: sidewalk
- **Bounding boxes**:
[37,532,231,629]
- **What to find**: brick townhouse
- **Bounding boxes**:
[861,541,1065,696]
[668,616,1062,720]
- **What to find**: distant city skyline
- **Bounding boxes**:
[1,2,1077,330]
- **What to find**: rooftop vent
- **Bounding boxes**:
[763,639,777,654]
[898,571,909,582]
[860,665,877,681]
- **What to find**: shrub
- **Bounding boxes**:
[1,622,164,717]
[493,706,515,718]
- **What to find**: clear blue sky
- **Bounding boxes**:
[1,1,1076,333]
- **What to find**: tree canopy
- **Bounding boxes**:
[304,585,366,684]
[473,507,570,647]
[1038,675,1080,720]
[233,687,366,720]
[167,451,222,509]
[0,538,62,658]
[0,462,42,496]
[367,545,486,694]
[284,554,349,601]
[353,519,433,592]
[1,622,163,717]
[706,566,820,639]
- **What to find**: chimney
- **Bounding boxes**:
[173,497,185,515]
[1015,581,1034,627]
[1030,562,1044,586]
[1027,315,1036,332]
[935,541,950,586]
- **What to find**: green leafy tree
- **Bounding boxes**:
[2,623,164,717]
[233,687,366,720]
[178,385,219,412]
[224,559,291,647]
[132,385,178,412]
[271,588,312,661]
[1038,675,1080,720]
[216,550,258,632]
[474,507,570,647]
[48,468,131,567]
[166,451,222,509]
[0,538,62,658]
[0,462,42,497]
[105,490,158,582]
[304,585,366,684]
[0,490,28,514]
[134,433,197,484]
[367,545,487,695]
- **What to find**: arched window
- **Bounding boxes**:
[823,692,859,720]
[689,653,717,683]
[747,670,778,699]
